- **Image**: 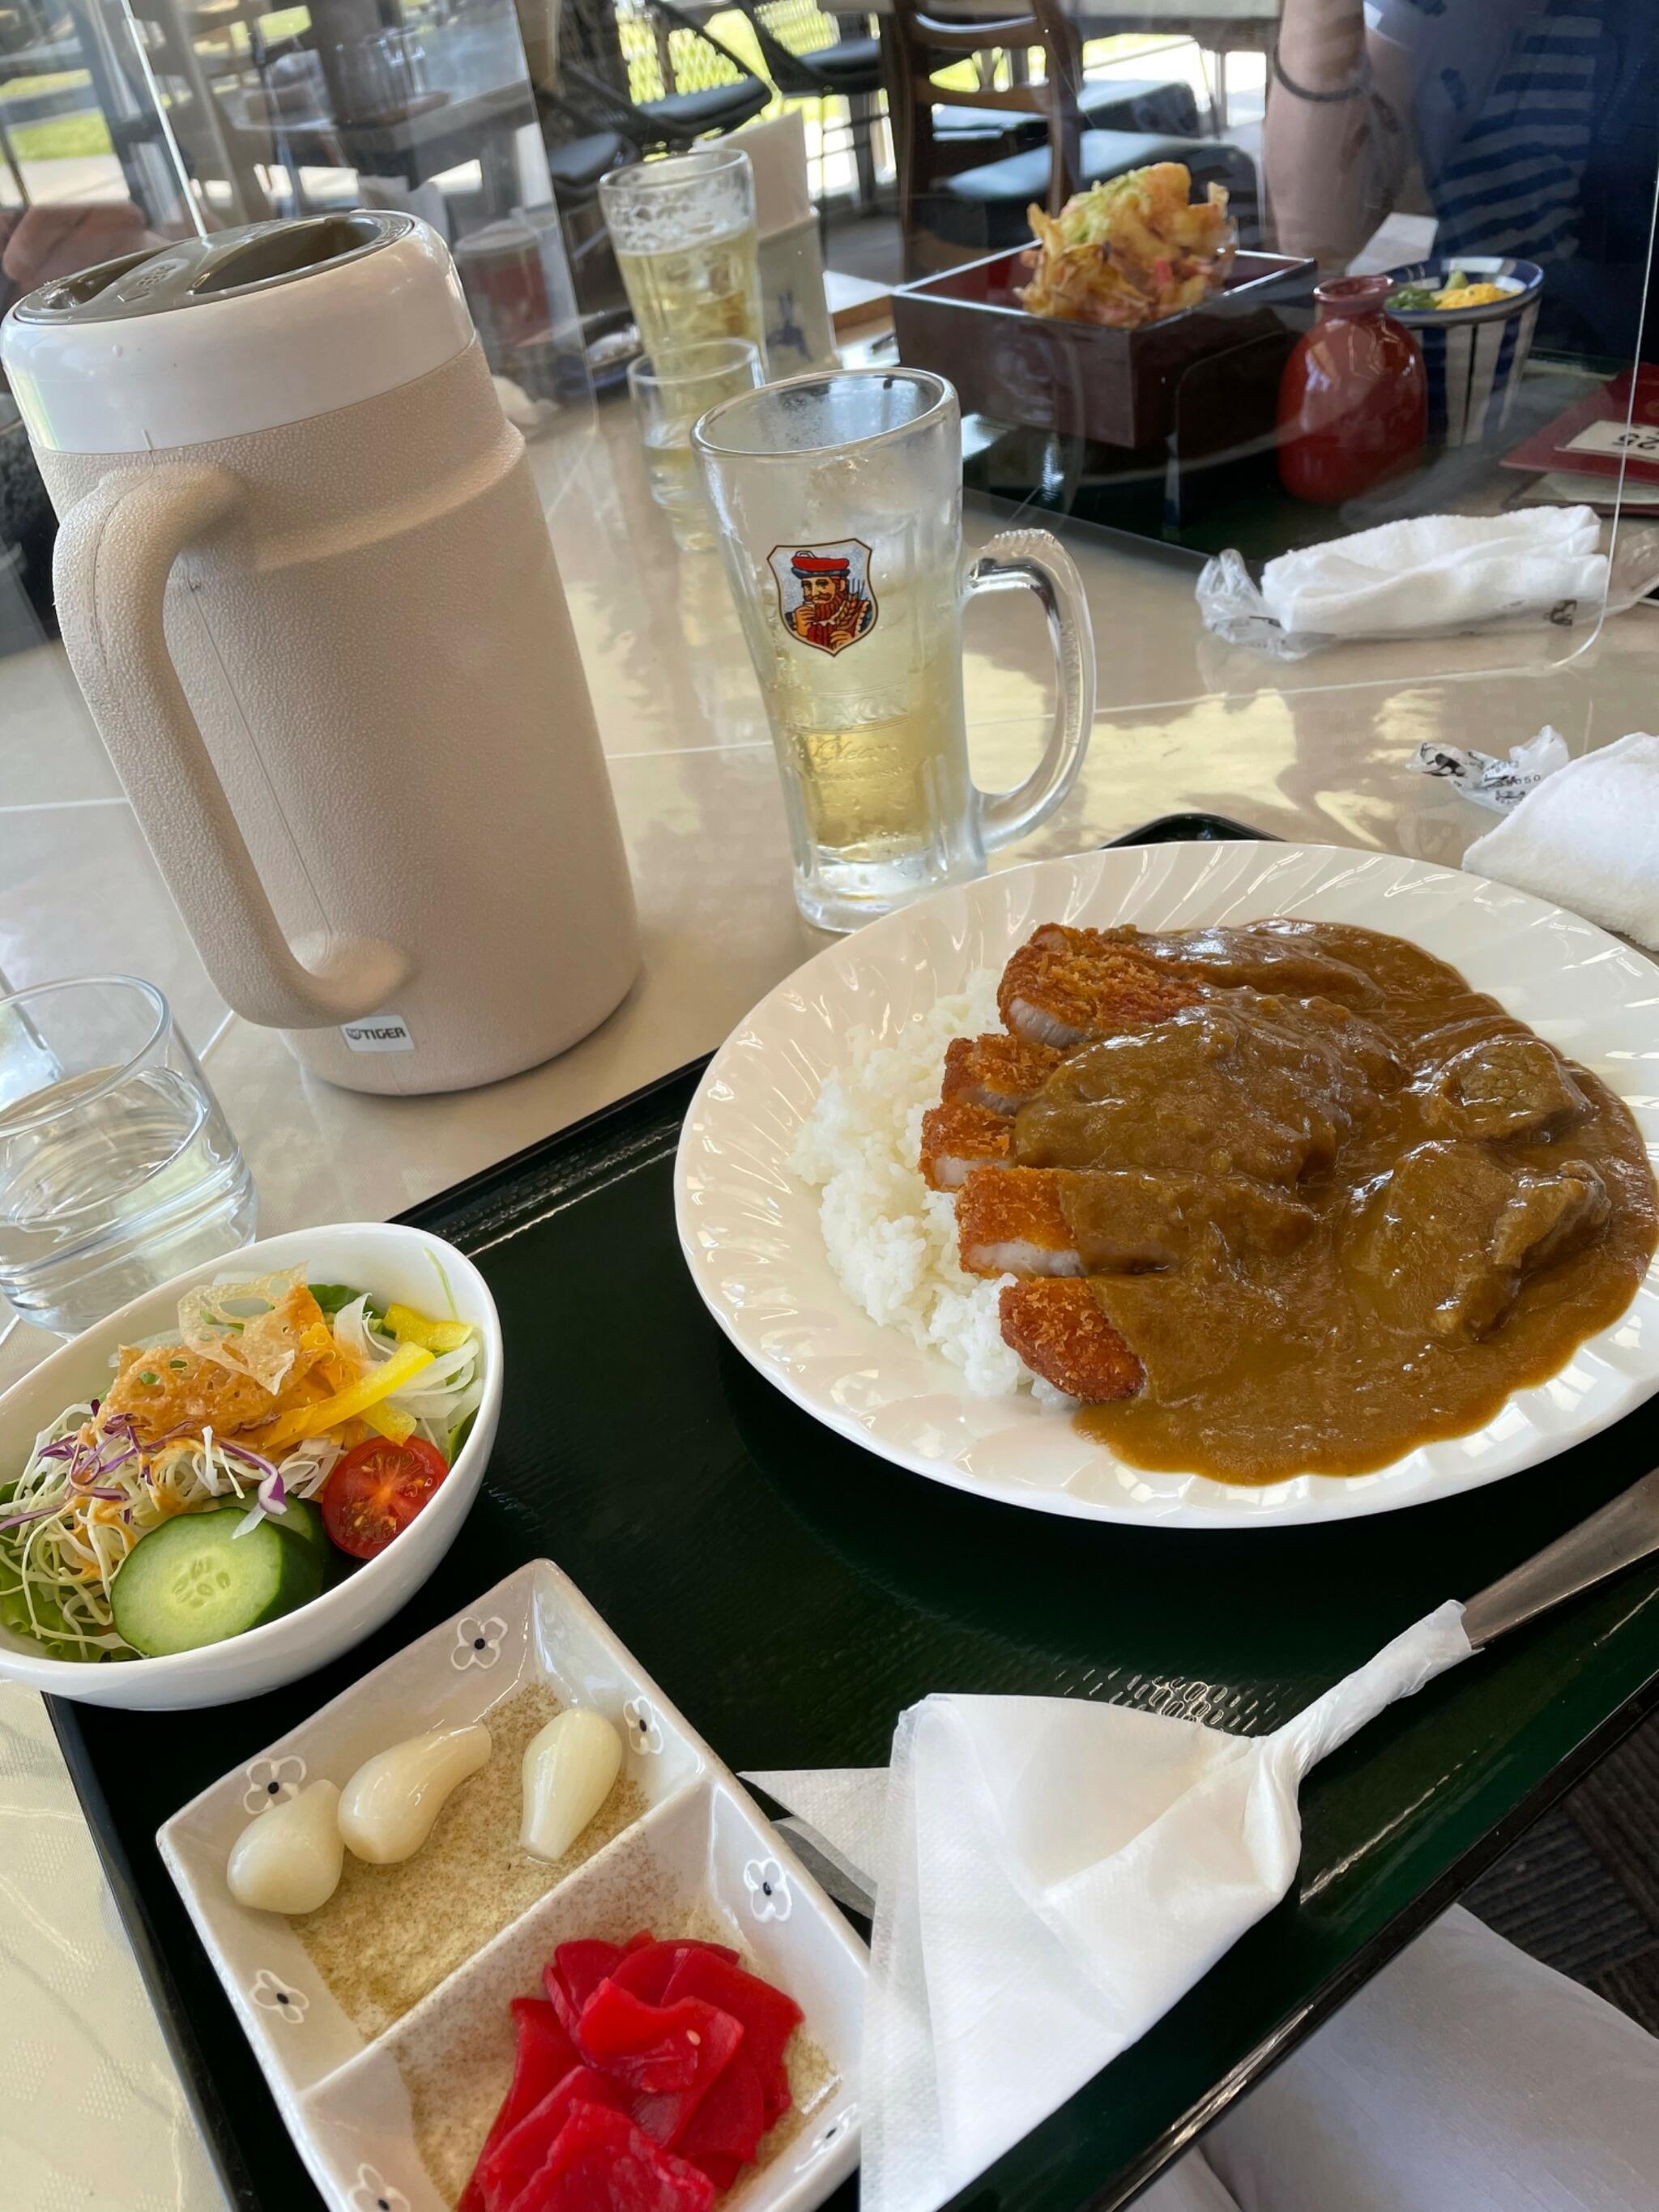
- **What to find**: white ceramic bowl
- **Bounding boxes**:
[0,1222,502,1710]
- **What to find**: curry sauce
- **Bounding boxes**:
[1008,920,1658,1482]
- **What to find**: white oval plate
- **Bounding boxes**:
[675,843,1659,1529]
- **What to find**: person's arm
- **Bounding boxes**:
[0,202,161,288]
[1264,0,1414,266]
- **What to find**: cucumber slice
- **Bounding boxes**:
[111,1507,322,1656]
[270,1497,326,1563]
[271,1497,353,1588]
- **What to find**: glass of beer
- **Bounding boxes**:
[599,147,765,364]
[692,369,1096,931]
[628,337,762,551]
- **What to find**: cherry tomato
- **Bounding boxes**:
[322,1435,449,1559]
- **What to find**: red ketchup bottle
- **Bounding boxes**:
[1277,275,1427,505]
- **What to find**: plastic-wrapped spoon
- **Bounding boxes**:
[521,1708,623,1861]
[339,1724,492,1865]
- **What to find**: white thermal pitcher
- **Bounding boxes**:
[2,212,638,1095]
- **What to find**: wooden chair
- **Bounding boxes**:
[883,0,1257,276]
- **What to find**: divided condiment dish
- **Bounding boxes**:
[159,1558,866,2212]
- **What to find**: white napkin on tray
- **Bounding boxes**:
[748,1601,1472,2212]
[1463,731,1659,948]
[1260,505,1606,639]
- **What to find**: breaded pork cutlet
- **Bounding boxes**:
[956,1166,1081,1276]
[919,923,1207,1398]
[940,1033,1061,1115]
[998,923,1201,1049]
[958,1163,1316,1278]
[919,1101,1012,1191]
[999,1280,1144,1403]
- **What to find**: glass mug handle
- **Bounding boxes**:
[962,527,1097,853]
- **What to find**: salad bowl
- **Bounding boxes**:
[0,1221,502,1711]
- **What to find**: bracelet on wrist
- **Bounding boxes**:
[1272,42,1367,101]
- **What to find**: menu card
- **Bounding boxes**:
[1503,366,1659,485]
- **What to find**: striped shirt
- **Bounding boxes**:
[1372,0,1599,266]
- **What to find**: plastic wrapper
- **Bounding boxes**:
[1409,725,1572,812]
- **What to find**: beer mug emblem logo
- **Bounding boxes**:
[769,539,877,657]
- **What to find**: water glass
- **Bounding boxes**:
[629,338,762,551]
[334,26,429,121]
[692,369,1097,931]
[0,977,257,1336]
[599,147,765,362]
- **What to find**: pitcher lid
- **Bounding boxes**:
[11,211,415,326]
[1,212,476,454]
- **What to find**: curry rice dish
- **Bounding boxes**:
[919,920,1659,1482]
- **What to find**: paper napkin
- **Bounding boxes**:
[1463,731,1659,949]
[1197,508,1611,658]
[748,1601,1471,2212]
[1258,507,1606,639]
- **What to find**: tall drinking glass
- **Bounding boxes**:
[0,977,256,1336]
[599,147,765,363]
[692,369,1096,931]
[628,337,763,551]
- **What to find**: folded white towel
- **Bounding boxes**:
[748,1602,1472,2212]
[1260,506,1606,639]
[1464,731,1659,948]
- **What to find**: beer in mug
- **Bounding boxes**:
[693,370,1097,931]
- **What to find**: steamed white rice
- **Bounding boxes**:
[789,970,1043,1399]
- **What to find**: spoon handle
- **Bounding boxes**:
[1461,1468,1659,1648]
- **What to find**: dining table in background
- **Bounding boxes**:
[2,364,1656,2208]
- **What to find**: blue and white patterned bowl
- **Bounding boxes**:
[1382,257,1545,447]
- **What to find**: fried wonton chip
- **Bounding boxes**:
[177,1269,330,1393]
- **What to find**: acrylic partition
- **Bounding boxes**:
[0,0,596,657]
[882,0,1659,710]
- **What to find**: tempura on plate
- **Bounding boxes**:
[1016,162,1236,328]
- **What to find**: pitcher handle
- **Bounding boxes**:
[53,463,411,1030]
[964,527,1097,855]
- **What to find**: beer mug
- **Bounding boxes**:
[599,147,765,362]
[692,369,1094,931]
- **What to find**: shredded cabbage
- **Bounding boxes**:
[0,1407,340,1661]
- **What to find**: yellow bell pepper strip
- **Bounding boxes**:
[360,1400,418,1445]
[261,1342,433,1452]
[384,1302,474,1354]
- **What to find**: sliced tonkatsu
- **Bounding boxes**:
[919,1101,1013,1191]
[928,922,1321,1400]
[955,1163,1316,1281]
[996,923,1201,1049]
[940,1033,1062,1115]
[997,1280,1145,1404]
[956,1166,1082,1277]
[887,909,1652,1472]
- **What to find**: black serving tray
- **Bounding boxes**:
[47,815,1659,2212]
